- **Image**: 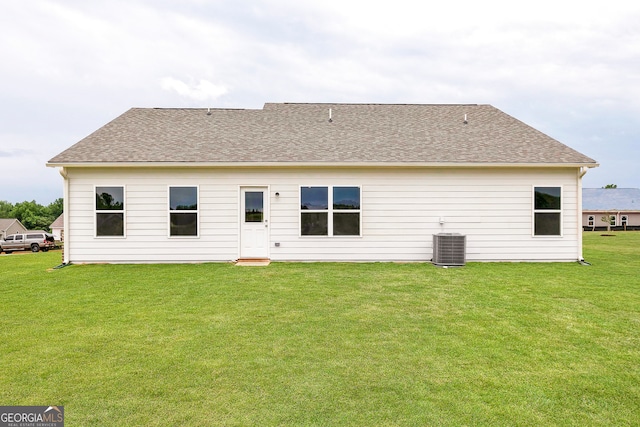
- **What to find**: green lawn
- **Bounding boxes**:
[1,233,639,426]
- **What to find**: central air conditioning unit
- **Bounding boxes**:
[432,233,466,266]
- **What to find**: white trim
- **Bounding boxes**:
[577,169,583,260]
[167,185,200,238]
[61,167,70,264]
[94,185,126,238]
[532,185,563,237]
[47,161,600,169]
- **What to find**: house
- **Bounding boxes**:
[582,188,640,231]
[0,218,27,240]
[47,103,598,264]
[50,213,64,241]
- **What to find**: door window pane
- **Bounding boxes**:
[245,191,264,222]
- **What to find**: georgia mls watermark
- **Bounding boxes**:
[0,406,64,427]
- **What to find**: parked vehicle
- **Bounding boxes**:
[0,232,55,253]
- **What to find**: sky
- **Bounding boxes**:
[1,0,639,204]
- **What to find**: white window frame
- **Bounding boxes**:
[621,215,628,226]
[168,185,200,238]
[532,185,563,237]
[299,185,362,237]
[588,215,594,227]
[609,215,617,226]
[94,185,126,238]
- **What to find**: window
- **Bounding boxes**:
[300,186,361,236]
[96,186,124,236]
[588,216,594,227]
[609,215,616,226]
[622,215,628,227]
[533,186,561,236]
[169,186,198,236]
[244,191,264,223]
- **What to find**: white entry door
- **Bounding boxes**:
[240,187,269,258]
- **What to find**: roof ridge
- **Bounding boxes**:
[274,102,482,106]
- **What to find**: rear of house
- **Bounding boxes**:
[47,103,598,264]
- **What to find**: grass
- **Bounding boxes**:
[1,232,639,426]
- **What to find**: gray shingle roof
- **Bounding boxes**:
[583,188,640,211]
[48,103,597,166]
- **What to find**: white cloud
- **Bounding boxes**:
[160,78,229,102]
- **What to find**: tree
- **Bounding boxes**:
[0,200,13,218]
[601,214,613,232]
[603,184,617,189]
[11,201,50,230]
[47,198,64,219]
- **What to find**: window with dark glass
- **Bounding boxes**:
[96,186,124,236]
[300,186,360,236]
[333,186,360,235]
[245,191,264,223]
[169,186,198,236]
[301,187,328,235]
[533,186,561,236]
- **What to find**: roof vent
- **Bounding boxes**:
[207,108,211,116]
[328,108,333,122]
[463,114,468,124]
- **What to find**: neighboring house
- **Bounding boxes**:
[47,103,598,264]
[582,188,640,231]
[0,218,27,239]
[50,213,64,241]
[0,218,27,240]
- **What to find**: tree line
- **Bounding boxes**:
[0,199,63,232]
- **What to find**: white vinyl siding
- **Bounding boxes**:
[64,167,582,263]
